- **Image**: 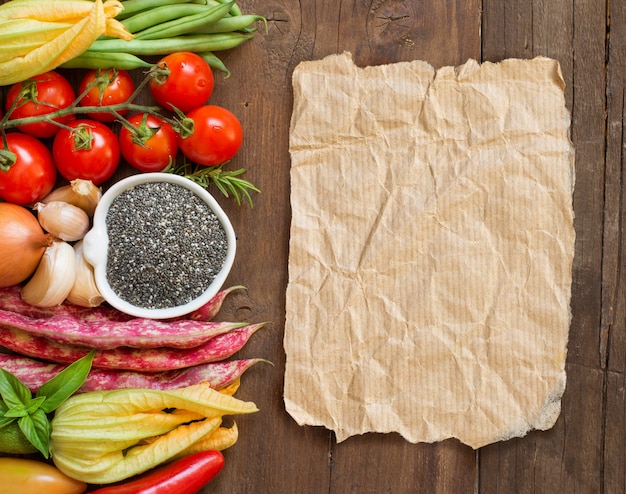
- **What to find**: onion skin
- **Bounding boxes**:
[0,202,52,287]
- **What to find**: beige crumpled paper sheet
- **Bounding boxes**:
[284,52,575,449]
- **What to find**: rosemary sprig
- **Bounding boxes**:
[165,159,260,207]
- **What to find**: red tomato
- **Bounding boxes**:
[119,113,178,172]
[149,52,214,113]
[52,120,120,185]
[5,71,76,138]
[178,105,243,166]
[0,132,57,205]
[78,69,136,122]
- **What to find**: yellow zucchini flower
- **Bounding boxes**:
[49,382,258,484]
[0,0,133,86]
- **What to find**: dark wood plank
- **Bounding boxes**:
[283,2,482,493]
[569,0,609,372]
[604,370,626,492]
[0,0,616,492]
[604,0,626,375]
[602,1,626,491]
[480,0,610,493]
[480,364,605,494]
[198,2,334,491]
[481,0,534,61]
[207,1,483,492]
[331,435,477,494]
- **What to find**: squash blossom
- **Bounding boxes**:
[0,0,133,86]
[49,381,258,484]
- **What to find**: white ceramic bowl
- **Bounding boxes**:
[83,173,236,319]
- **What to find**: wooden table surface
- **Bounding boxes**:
[1,1,619,493]
[206,1,618,492]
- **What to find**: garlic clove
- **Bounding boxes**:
[22,240,76,307]
[66,240,104,307]
[40,179,102,217]
[35,201,91,242]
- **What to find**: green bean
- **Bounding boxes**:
[115,0,206,19]
[215,0,243,16]
[135,2,234,40]
[121,4,209,34]
[191,14,266,34]
[199,51,231,78]
[88,33,254,55]
[60,52,154,70]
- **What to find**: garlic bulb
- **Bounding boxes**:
[40,179,102,217]
[66,240,104,307]
[35,201,90,242]
[22,240,76,307]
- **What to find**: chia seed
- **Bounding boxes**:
[105,181,228,310]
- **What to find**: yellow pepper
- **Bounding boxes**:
[0,0,132,85]
[0,458,86,494]
[50,383,258,484]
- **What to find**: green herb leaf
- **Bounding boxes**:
[164,160,260,207]
[18,410,50,458]
[0,368,32,410]
[0,353,93,457]
[0,416,15,429]
[4,403,29,418]
[26,396,46,414]
[38,351,94,413]
[0,400,15,429]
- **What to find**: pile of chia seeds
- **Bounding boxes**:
[105,181,228,310]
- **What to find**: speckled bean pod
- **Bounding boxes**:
[0,322,267,372]
[0,353,268,392]
[0,284,243,323]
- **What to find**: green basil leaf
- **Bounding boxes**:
[0,398,16,428]
[0,416,16,429]
[31,408,51,454]
[18,411,50,459]
[25,396,46,414]
[0,369,31,410]
[38,351,94,413]
[4,403,28,418]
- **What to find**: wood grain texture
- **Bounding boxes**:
[208,2,482,492]
[0,0,620,492]
[482,1,617,493]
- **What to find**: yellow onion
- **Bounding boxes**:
[0,202,52,287]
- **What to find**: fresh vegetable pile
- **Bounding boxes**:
[0,0,268,492]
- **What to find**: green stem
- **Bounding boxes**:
[0,102,174,130]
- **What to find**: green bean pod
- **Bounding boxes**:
[135,2,234,40]
[199,51,231,78]
[216,0,243,16]
[121,4,210,33]
[191,14,267,34]
[201,0,243,16]
[88,33,254,55]
[60,51,154,70]
[116,0,206,19]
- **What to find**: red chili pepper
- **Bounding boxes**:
[88,451,225,494]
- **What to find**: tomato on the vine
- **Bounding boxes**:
[178,105,243,166]
[0,132,57,205]
[5,71,76,138]
[149,52,214,113]
[52,120,120,185]
[78,69,136,122]
[119,113,178,172]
